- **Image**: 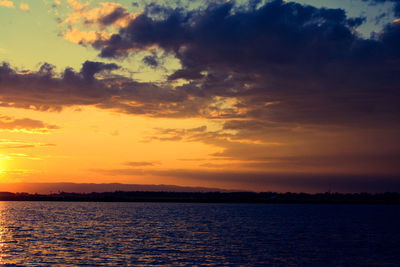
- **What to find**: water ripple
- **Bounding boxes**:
[0,202,398,266]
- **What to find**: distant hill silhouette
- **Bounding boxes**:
[0,182,233,194]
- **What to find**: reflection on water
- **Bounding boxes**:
[0,202,398,266]
[0,202,5,265]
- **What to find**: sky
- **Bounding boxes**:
[0,0,399,193]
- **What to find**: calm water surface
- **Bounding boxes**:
[0,202,399,266]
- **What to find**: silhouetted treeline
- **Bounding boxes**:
[0,191,400,204]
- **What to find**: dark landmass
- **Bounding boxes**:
[0,182,232,194]
[0,191,400,204]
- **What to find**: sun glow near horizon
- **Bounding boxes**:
[0,156,8,182]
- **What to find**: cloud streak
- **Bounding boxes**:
[125,161,159,167]
[0,139,56,149]
[0,115,60,133]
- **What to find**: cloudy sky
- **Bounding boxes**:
[0,0,399,192]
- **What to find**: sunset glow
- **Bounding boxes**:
[0,0,400,192]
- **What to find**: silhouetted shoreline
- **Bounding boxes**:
[0,191,399,204]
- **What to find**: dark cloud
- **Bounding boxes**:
[80,60,119,80]
[142,55,159,67]
[97,1,363,64]
[0,60,195,115]
[4,1,400,127]
[0,61,114,111]
[83,0,400,128]
[347,17,367,27]
[78,3,132,28]
[98,7,129,26]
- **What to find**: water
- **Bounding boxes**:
[0,202,399,266]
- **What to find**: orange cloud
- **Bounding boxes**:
[59,0,139,46]
[0,0,14,8]
[19,3,29,11]
[0,115,60,134]
[64,28,110,45]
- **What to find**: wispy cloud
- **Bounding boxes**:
[0,139,56,149]
[0,115,60,134]
[125,161,160,167]
[0,152,41,160]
